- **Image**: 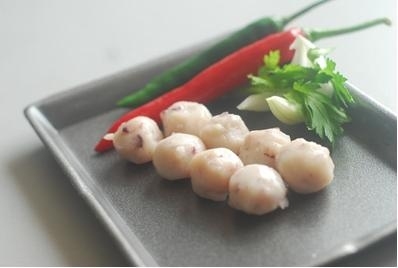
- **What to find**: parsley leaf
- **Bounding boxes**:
[263,50,280,71]
[247,50,355,144]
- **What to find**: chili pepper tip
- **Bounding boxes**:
[95,139,114,152]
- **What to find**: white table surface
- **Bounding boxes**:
[0,0,396,266]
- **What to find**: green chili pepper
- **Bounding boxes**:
[117,0,331,107]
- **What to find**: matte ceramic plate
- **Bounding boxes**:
[24,39,397,266]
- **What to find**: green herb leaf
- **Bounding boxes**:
[247,50,355,144]
[263,50,280,70]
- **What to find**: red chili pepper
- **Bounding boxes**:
[95,18,390,152]
[95,29,301,152]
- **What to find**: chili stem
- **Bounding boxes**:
[282,0,333,26]
[306,17,391,42]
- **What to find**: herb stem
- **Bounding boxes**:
[305,17,391,42]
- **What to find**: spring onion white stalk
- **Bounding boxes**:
[290,35,317,67]
[237,92,274,111]
[266,96,305,125]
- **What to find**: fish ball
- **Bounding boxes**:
[200,112,249,154]
[228,164,288,215]
[107,116,163,164]
[239,128,291,168]
[160,101,212,137]
[190,148,243,201]
[153,133,205,180]
[275,138,334,193]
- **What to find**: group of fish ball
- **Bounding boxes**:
[105,101,334,215]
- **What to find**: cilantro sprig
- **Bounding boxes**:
[248,50,354,144]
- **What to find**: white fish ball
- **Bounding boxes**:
[276,138,334,193]
[239,128,291,168]
[190,148,243,201]
[200,112,249,154]
[228,164,288,215]
[109,116,163,164]
[153,133,206,180]
[160,101,212,137]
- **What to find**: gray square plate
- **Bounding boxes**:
[24,39,396,266]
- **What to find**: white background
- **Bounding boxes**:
[0,0,396,265]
